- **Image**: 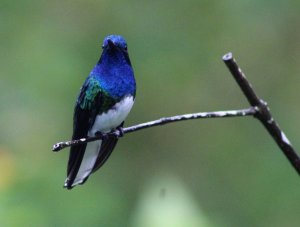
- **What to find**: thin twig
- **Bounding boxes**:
[52,107,256,152]
[223,52,300,175]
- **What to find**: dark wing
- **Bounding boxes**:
[64,79,103,189]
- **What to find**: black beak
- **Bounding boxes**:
[107,39,116,49]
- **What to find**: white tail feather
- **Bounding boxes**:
[72,140,102,186]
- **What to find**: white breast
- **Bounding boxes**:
[89,95,134,135]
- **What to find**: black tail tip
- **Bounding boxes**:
[63,179,73,190]
[63,176,90,189]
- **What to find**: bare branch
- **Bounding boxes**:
[52,107,256,152]
[223,52,300,175]
[52,52,300,176]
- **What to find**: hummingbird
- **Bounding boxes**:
[64,35,136,189]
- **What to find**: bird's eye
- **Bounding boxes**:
[102,45,104,49]
[124,45,127,51]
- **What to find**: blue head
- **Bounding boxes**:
[98,35,131,66]
[102,35,128,51]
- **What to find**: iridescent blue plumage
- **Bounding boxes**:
[91,48,136,99]
[64,35,136,189]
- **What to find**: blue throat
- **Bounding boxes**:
[90,48,136,100]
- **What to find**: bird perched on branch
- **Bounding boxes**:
[64,35,136,189]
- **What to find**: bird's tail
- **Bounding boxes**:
[64,139,102,189]
[64,137,118,189]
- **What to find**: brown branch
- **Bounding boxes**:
[52,107,256,152]
[223,52,300,175]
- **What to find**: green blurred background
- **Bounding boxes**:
[1,0,300,226]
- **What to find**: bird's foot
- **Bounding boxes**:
[115,126,124,138]
[95,131,108,140]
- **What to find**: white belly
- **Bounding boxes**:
[89,95,135,135]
